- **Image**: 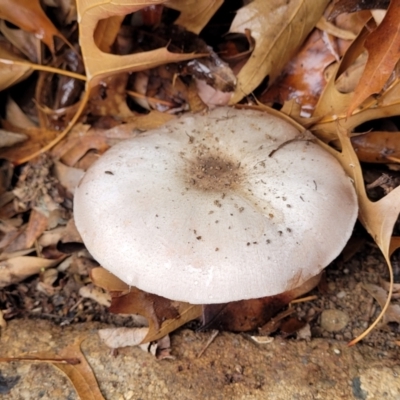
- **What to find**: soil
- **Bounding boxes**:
[1,226,400,399]
[1,318,400,399]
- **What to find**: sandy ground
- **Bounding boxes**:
[1,318,400,400]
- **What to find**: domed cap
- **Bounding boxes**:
[74,107,358,304]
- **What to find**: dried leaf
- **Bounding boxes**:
[88,74,135,118]
[76,0,202,88]
[5,97,36,128]
[110,289,202,343]
[53,161,85,194]
[348,0,400,116]
[326,127,400,344]
[54,335,105,400]
[25,208,48,248]
[229,0,329,104]
[380,278,400,295]
[0,43,33,91]
[202,273,320,332]
[260,29,338,115]
[11,335,104,400]
[98,327,149,349]
[316,16,356,40]
[93,15,125,53]
[310,49,400,143]
[0,0,67,52]
[279,317,307,337]
[258,308,295,335]
[91,267,202,343]
[329,0,389,20]
[0,20,39,62]
[351,131,400,163]
[51,112,175,167]
[311,20,373,140]
[249,335,274,345]
[90,267,129,292]
[0,130,27,148]
[0,310,7,330]
[0,256,63,288]
[363,283,400,325]
[79,284,111,307]
[390,236,400,254]
[335,130,400,258]
[167,0,224,34]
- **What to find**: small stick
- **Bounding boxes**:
[197,330,219,358]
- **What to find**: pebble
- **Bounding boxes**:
[320,309,349,332]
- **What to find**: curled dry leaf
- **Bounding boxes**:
[347,0,400,116]
[328,0,389,21]
[316,16,357,41]
[0,256,64,288]
[229,0,329,104]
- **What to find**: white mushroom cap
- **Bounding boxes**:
[74,107,358,304]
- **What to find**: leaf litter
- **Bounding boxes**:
[1,0,400,397]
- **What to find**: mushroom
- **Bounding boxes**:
[74,107,358,304]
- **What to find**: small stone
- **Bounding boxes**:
[320,309,349,332]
